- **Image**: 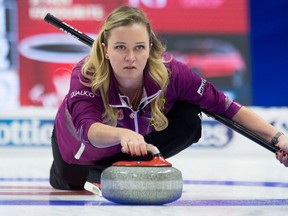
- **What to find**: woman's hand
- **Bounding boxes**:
[120,129,148,157]
[275,135,288,167]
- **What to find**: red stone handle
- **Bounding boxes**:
[113,144,172,167]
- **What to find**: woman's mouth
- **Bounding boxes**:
[124,66,136,70]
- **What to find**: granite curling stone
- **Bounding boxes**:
[101,144,183,205]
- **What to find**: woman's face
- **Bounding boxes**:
[103,23,150,87]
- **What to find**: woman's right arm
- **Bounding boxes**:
[88,122,148,157]
[68,60,148,157]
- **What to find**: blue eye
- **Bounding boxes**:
[115,45,125,50]
[136,45,145,50]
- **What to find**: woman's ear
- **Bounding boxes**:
[101,43,109,59]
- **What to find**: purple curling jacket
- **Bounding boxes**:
[55,56,241,165]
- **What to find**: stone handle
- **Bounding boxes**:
[146,144,161,156]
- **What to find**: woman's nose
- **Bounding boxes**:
[124,50,136,62]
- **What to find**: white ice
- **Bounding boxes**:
[1,141,288,216]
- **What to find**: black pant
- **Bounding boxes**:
[49,101,202,190]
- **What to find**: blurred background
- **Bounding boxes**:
[0,0,287,148]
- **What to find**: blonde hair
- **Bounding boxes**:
[81,6,169,131]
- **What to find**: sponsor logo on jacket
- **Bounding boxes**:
[71,90,95,98]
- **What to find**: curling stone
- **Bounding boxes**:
[101,144,183,205]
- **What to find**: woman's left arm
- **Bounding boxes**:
[232,106,288,166]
